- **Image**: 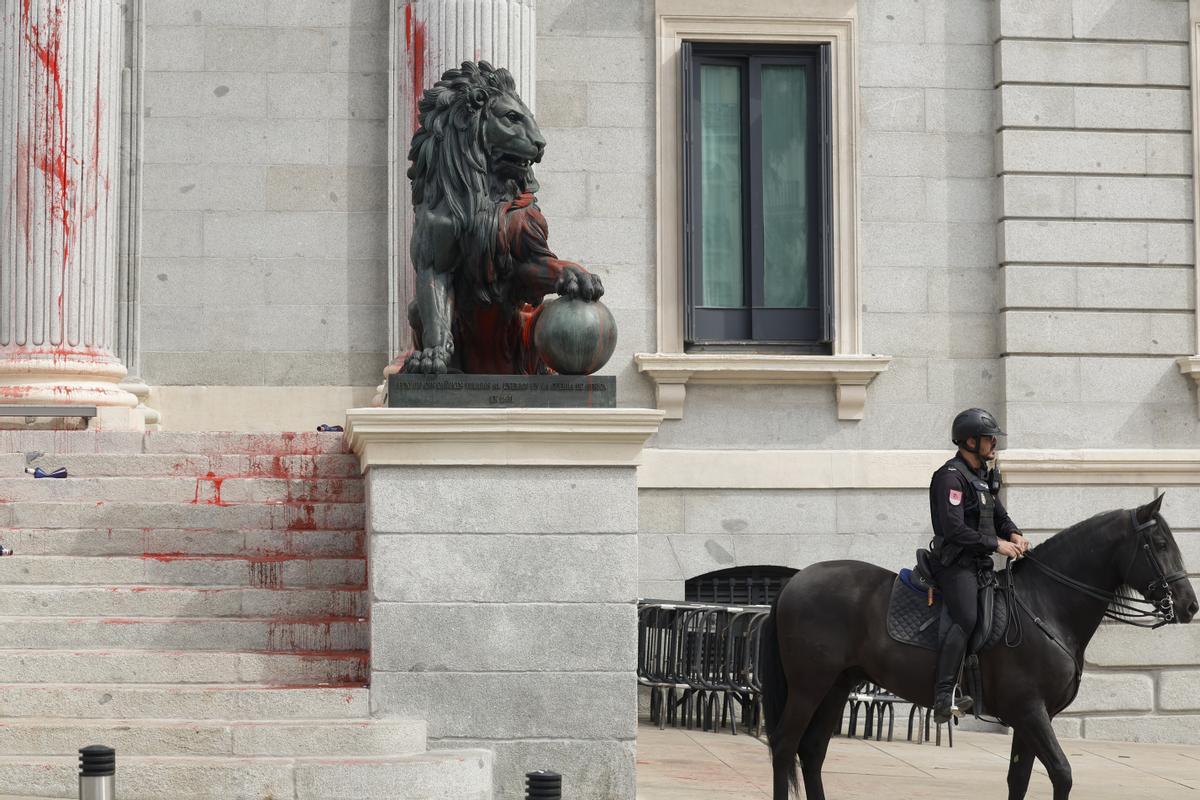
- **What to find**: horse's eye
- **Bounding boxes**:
[1156,538,1169,551]
[506,111,521,123]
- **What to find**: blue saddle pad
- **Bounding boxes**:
[898,568,938,598]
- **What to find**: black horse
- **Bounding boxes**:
[761,495,1198,800]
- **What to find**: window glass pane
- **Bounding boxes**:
[700,64,744,309]
[761,64,810,309]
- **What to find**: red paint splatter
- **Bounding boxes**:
[20,0,71,324]
[287,504,318,531]
[406,4,426,132]
[13,0,110,339]
[251,560,282,589]
[191,471,229,506]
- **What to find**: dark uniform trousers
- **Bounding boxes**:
[935,560,981,635]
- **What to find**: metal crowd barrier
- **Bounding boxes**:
[842,682,953,747]
[637,600,769,736]
[638,601,953,747]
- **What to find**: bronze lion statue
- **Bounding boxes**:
[398,61,604,374]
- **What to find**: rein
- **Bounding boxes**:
[975,509,1183,726]
[1019,510,1186,629]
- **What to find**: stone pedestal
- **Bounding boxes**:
[346,407,664,800]
[0,0,141,428]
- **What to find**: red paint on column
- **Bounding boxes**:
[13,141,32,273]
[19,0,75,331]
[405,4,426,133]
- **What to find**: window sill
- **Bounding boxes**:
[633,352,892,421]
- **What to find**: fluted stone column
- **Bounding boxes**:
[388,0,537,359]
[0,0,140,428]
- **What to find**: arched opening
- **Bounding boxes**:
[684,564,799,605]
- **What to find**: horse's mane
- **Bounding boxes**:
[1022,508,1126,567]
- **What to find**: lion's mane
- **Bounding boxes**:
[407,61,534,303]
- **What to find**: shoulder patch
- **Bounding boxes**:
[948,489,963,506]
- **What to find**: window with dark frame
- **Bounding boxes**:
[682,42,833,349]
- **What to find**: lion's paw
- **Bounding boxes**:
[401,345,454,374]
[556,266,604,302]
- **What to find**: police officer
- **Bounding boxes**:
[928,408,1030,723]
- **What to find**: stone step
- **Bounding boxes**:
[143,432,352,456]
[0,501,363,530]
[0,527,364,557]
[0,555,366,588]
[0,649,368,685]
[0,684,370,719]
[0,750,491,800]
[0,477,363,504]
[0,718,426,757]
[0,432,145,455]
[0,616,368,652]
[0,585,368,618]
[0,431,350,456]
[20,453,360,478]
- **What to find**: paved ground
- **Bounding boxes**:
[636,723,1200,799]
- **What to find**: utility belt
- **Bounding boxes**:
[930,536,994,570]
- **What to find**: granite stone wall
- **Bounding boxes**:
[138,0,391,388]
[534,0,658,410]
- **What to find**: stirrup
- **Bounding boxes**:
[933,693,972,724]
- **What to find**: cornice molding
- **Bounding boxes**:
[345,407,665,468]
[636,448,1200,489]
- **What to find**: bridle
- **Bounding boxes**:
[1020,510,1188,629]
[975,510,1185,727]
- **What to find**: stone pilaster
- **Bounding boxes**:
[995,0,1194,448]
[116,0,157,428]
[388,0,537,359]
[0,0,140,428]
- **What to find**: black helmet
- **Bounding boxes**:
[951,408,1005,446]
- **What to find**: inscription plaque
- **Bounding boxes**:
[388,374,616,409]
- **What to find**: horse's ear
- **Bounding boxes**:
[1136,493,1165,525]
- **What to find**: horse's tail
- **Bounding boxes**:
[760,595,798,794]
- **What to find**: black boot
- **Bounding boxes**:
[933,623,973,724]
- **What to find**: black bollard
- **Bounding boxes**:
[525,770,561,800]
[78,745,115,800]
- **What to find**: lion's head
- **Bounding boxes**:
[407,61,544,236]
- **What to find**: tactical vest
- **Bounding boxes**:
[934,457,998,566]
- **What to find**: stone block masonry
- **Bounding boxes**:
[138,2,392,388]
[369,464,640,800]
[995,0,1198,450]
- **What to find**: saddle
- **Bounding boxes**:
[887,549,1007,655]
